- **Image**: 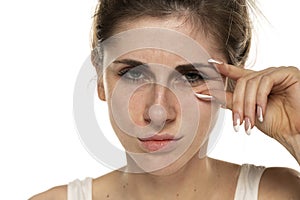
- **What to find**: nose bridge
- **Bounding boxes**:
[142,65,177,125]
[151,65,172,105]
[153,83,169,105]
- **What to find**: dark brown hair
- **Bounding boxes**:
[91,0,256,90]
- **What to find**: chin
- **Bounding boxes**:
[125,143,201,175]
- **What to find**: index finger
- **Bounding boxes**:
[208,59,253,80]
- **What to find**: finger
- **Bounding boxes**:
[244,67,284,128]
[255,67,293,116]
[233,69,275,134]
[208,59,253,80]
[231,76,247,128]
[243,76,262,133]
[230,70,267,134]
[228,67,277,134]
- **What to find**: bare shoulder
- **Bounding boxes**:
[92,170,125,199]
[29,185,67,200]
[259,167,300,200]
[208,157,241,175]
[29,170,123,200]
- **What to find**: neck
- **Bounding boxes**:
[122,154,215,200]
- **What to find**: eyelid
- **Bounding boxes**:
[117,65,154,81]
[180,70,209,79]
[117,64,144,73]
[117,66,134,75]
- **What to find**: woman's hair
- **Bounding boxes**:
[91,0,257,90]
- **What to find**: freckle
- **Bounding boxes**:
[123,185,126,189]
[194,188,197,192]
[106,194,110,198]
[176,193,179,197]
[126,183,129,186]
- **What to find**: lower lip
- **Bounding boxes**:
[138,139,179,152]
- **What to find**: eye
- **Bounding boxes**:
[181,71,209,86]
[118,67,147,83]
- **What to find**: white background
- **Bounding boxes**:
[0,0,300,199]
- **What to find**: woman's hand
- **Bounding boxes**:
[210,60,300,164]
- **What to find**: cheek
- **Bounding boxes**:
[188,102,219,142]
[128,91,146,126]
[199,102,219,129]
[189,100,219,146]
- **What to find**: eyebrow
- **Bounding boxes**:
[113,59,148,68]
[175,63,217,74]
[113,59,216,72]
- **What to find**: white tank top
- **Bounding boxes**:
[68,164,266,200]
[68,177,92,200]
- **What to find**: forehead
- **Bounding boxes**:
[110,16,225,61]
[115,49,205,67]
[101,20,222,69]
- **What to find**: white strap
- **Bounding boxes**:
[234,164,266,200]
[68,177,92,200]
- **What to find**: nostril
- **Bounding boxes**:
[148,104,167,126]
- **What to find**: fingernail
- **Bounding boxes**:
[194,93,215,101]
[208,59,223,65]
[245,117,252,135]
[257,105,263,123]
[233,113,240,132]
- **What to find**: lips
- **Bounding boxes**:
[138,134,182,152]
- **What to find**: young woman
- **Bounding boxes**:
[31,0,300,199]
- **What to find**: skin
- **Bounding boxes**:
[30,17,300,200]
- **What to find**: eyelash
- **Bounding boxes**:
[180,71,210,86]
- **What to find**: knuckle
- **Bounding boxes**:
[236,77,246,85]
[288,66,299,72]
[263,67,276,72]
[260,75,271,84]
[278,66,298,71]
[226,65,233,75]
[246,78,257,86]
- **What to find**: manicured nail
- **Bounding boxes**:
[257,105,263,123]
[208,59,223,65]
[194,93,215,101]
[245,117,252,135]
[233,113,240,132]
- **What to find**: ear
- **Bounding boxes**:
[97,77,106,101]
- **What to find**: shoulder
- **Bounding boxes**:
[259,167,300,200]
[92,170,125,199]
[29,185,67,200]
[29,170,122,200]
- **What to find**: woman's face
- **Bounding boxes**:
[97,17,226,174]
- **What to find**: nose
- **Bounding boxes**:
[144,84,177,127]
[148,104,167,126]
